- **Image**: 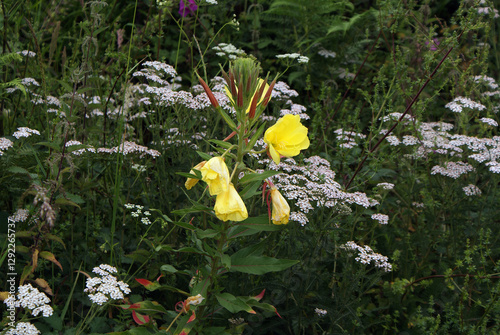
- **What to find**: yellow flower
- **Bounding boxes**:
[225,78,270,114]
[200,157,230,196]
[214,183,248,222]
[185,161,206,190]
[263,114,310,165]
[270,187,290,225]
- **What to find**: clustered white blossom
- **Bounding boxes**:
[479,117,498,127]
[17,50,36,57]
[133,61,177,85]
[335,128,366,148]
[276,53,309,64]
[412,202,425,208]
[314,308,328,316]
[5,322,40,335]
[371,213,389,225]
[431,161,475,179]
[4,284,54,317]
[445,97,486,113]
[84,264,131,305]
[463,184,482,196]
[212,43,245,59]
[342,241,392,272]
[279,102,309,120]
[256,155,380,225]
[124,203,152,225]
[477,6,499,18]
[12,127,40,139]
[205,0,218,4]
[318,48,336,58]
[271,81,299,101]
[8,209,31,223]
[132,164,147,172]
[66,140,96,155]
[377,182,394,190]
[0,137,14,155]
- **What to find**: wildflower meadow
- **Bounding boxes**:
[2,0,500,334]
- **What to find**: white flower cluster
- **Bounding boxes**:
[314,308,328,316]
[8,209,30,223]
[463,184,482,196]
[66,140,96,155]
[477,6,499,18]
[473,75,499,90]
[318,48,336,58]
[335,128,366,148]
[108,141,161,158]
[371,213,389,225]
[342,241,392,272]
[258,155,379,225]
[212,43,245,59]
[4,284,54,317]
[205,0,217,4]
[279,102,309,120]
[0,137,14,155]
[276,53,309,64]
[445,97,486,113]
[21,77,40,87]
[5,322,40,335]
[430,161,475,179]
[271,81,299,101]
[17,50,36,57]
[124,203,152,225]
[412,202,425,208]
[132,164,147,172]
[12,127,40,139]
[479,117,498,127]
[376,182,394,190]
[84,264,131,305]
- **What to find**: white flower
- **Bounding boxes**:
[84,264,131,305]
[463,184,482,196]
[377,182,394,190]
[4,284,54,317]
[371,213,389,225]
[342,241,392,272]
[479,118,498,127]
[186,294,204,306]
[314,308,327,316]
[5,322,40,335]
[12,127,40,139]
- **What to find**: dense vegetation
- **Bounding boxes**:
[1,0,500,334]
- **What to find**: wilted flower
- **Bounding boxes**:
[186,294,204,306]
[214,183,248,221]
[185,161,206,190]
[264,114,310,164]
[201,157,230,195]
[270,187,290,225]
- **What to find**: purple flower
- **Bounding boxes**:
[425,38,440,51]
[179,0,197,17]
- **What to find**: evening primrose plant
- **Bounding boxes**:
[130,57,310,334]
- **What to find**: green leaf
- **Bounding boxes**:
[215,106,238,130]
[172,221,195,230]
[196,228,219,239]
[54,197,81,210]
[239,180,262,200]
[230,256,299,275]
[209,139,233,149]
[160,264,178,274]
[239,170,280,185]
[171,204,213,216]
[215,293,256,314]
[196,151,213,161]
[45,233,66,249]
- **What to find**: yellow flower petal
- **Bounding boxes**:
[270,187,290,225]
[263,114,310,163]
[200,157,230,196]
[214,184,248,222]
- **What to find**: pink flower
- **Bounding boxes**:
[179,0,197,17]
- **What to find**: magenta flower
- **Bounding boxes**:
[179,0,197,17]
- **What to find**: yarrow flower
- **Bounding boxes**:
[264,114,310,165]
[371,213,389,225]
[0,137,14,155]
[84,264,131,305]
[5,322,40,335]
[342,241,392,272]
[12,127,40,139]
[463,184,482,196]
[377,182,394,190]
[4,284,54,317]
